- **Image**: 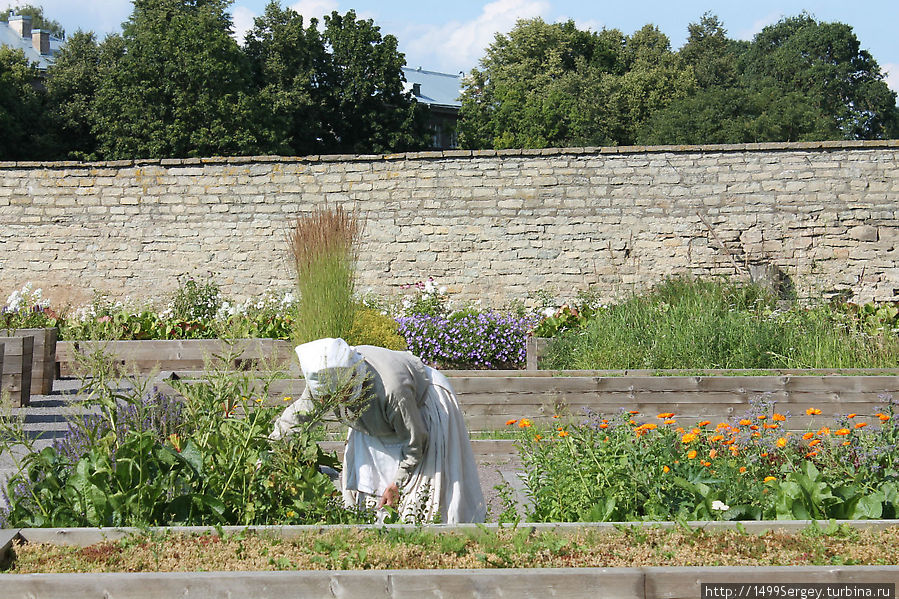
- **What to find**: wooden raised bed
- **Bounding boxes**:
[155,370,899,433]
[57,339,295,377]
[0,336,33,407]
[4,328,57,395]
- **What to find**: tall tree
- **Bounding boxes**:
[458,18,625,149]
[1,4,65,38]
[92,0,258,159]
[316,10,426,154]
[244,1,325,155]
[43,31,119,160]
[0,47,47,159]
[742,13,897,139]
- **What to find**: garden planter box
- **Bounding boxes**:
[57,339,295,377]
[3,328,58,395]
[525,336,551,370]
[0,336,33,407]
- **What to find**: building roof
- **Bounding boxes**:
[0,19,64,70]
[402,67,463,109]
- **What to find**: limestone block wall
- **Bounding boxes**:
[0,140,897,308]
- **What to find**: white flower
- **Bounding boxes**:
[711,500,730,512]
[438,286,447,295]
[542,307,556,318]
[423,280,435,294]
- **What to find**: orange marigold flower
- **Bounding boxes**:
[802,432,815,440]
[691,428,701,434]
[806,408,822,415]
[709,449,718,459]
[855,422,868,429]
[657,412,675,419]
[739,419,752,426]
[847,414,856,419]
[640,423,658,431]
[664,419,677,425]
[518,418,532,428]
[834,428,850,436]
[629,420,637,425]
[628,410,639,415]
[805,451,818,458]
[558,430,569,438]
[599,423,609,429]
[687,450,698,459]
[749,425,759,431]
[710,435,724,442]
[776,437,787,448]
[716,422,730,430]
[534,434,542,441]
[676,427,685,434]
[553,414,560,419]
[682,433,698,443]
[764,476,777,483]
[752,432,761,438]
[877,413,891,422]
[760,452,769,457]
[506,419,518,426]
[764,423,779,429]
[698,420,711,426]
[842,441,851,446]
[730,446,739,456]
[663,465,670,473]
[757,414,767,420]
[739,467,747,474]
[701,460,711,467]
[557,426,564,431]
[818,427,830,436]
[772,413,786,422]
[809,439,821,447]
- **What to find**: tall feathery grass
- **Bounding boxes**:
[287,205,364,344]
[543,277,899,370]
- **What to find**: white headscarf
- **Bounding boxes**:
[295,338,366,407]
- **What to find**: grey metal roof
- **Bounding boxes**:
[0,20,64,70]
[402,67,462,108]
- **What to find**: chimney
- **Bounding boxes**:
[32,29,50,54]
[412,83,421,97]
[9,14,32,38]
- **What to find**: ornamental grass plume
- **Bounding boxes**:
[287,205,364,344]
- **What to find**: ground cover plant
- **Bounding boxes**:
[6,523,899,572]
[541,278,899,370]
[506,396,899,523]
[0,349,368,528]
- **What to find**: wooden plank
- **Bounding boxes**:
[0,336,32,406]
[5,328,57,395]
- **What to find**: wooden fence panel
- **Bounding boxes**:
[0,336,33,407]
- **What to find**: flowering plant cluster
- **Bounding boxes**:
[1,283,59,330]
[397,309,538,369]
[509,395,899,522]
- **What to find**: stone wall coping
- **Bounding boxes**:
[2,139,897,170]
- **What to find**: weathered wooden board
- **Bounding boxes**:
[0,336,33,406]
[4,328,57,395]
[57,339,295,376]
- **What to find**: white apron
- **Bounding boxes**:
[342,367,486,524]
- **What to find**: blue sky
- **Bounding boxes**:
[4,0,897,92]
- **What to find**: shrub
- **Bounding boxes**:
[347,307,407,351]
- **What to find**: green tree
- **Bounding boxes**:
[43,31,117,160]
[742,13,897,139]
[0,47,47,159]
[91,0,258,159]
[458,18,625,149]
[244,1,325,155]
[1,4,65,38]
[316,10,426,154]
[678,12,742,89]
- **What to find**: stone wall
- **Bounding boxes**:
[1,140,897,308]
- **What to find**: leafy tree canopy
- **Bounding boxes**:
[0,46,46,159]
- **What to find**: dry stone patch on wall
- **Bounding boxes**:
[0,141,896,308]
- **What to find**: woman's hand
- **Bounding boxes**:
[378,483,399,508]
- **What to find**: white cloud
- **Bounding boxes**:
[883,63,899,94]
[231,5,256,45]
[573,18,604,33]
[405,0,549,74]
[289,0,338,21]
[736,12,781,42]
